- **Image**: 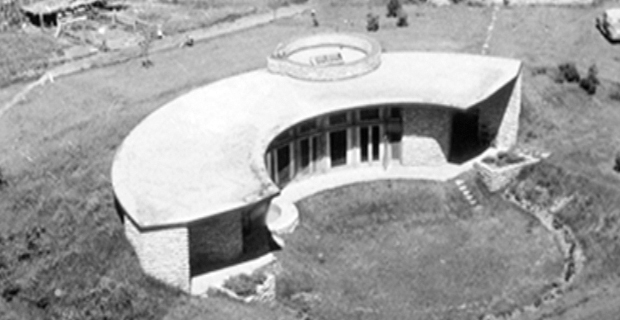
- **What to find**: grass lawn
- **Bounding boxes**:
[277,180,564,319]
[0,32,64,88]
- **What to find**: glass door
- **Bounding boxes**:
[329,130,348,167]
[359,125,381,163]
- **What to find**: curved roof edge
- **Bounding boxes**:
[112,51,522,228]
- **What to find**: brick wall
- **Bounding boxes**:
[401,107,453,166]
[124,219,190,291]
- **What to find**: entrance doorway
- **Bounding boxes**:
[330,130,347,167]
[449,109,486,164]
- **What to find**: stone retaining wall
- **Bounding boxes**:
[477,75,521,150]
[402,107,453,166]
[124,219,190,291]
[475,154,538,192]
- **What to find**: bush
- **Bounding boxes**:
[0,1,25,31]
[386,0,402,18]
[579,64,599,95]
[558,62,580,83]
[223,273,267,297]
[396,10,408,27]
[531,66,548,76]
[482,151,526,167]
[366,13,379,32]
[579,76,598,95]
[614,152,620,173]
[0,167,7,189]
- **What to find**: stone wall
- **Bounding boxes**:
[189,210,243,276]
[475,154,538,192]
[124,218,190,291]
[495,75,521,150]
[401,107,453,166]
[477,75,520,151]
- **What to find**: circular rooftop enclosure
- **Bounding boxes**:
[267,33,382,81]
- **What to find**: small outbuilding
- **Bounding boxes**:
[21,0,105,27]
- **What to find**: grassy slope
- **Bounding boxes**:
[279,180,564,320]
[0,33,64,88]
[0,23,306,320]
[1,1,620,319]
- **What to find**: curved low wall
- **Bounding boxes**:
[267,33,382,81]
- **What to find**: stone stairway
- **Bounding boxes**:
[455,179,480,208]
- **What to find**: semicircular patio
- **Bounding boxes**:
[111,36,522,293]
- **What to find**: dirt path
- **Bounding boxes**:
[0,4,309,121]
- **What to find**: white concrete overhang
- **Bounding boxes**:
[111,52,522,229]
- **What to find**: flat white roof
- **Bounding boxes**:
[111,52,522,228]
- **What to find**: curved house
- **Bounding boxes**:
[112,34,522,294]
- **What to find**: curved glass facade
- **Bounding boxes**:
[266,106,403,187]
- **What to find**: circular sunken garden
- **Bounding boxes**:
[275,180,565,320]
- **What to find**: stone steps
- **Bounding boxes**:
[455,179,480,208]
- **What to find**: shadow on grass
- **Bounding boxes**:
[190,226,281,277]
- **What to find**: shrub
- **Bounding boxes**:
[386,0,402,18]
[223,273,267,297]
[558,62,580,83]
[396,10,408,27]
[276,273,314,301]
[614,152,620,173]
[531,66,548,76]
[0,1,25,31]
[366,13,379,32]
[579,76,598,95]
[0,167,7,189]
[579,64,599,95]
[482,151,525,167]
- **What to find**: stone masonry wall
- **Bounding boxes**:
[189,210,243,274]
[124,219,190,291]
[477,75,520,150]
[495,74,521,150]
[401,107,453,166]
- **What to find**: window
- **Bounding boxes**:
[298,120,317,135]
[360,125,381,162]
[388,107,402,120]
[276,145,291,185]
[272,129,292,146]
[328,112,349,126]
[330,130,347,167]
[299,138,311,174]
[371,126,380,161]
[360,108,380,122]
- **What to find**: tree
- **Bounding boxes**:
[396,9,408,27]
[386,0,401,18]
[366,13,379,32]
